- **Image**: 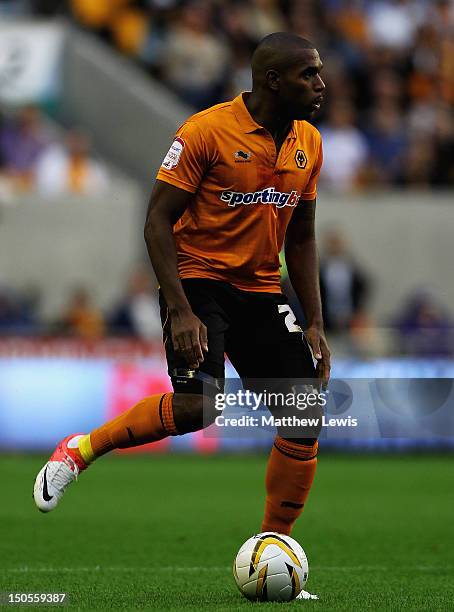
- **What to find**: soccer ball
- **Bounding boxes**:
[233,532,309,602]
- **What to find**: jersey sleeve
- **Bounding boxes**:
[156,120,209,193]
[300,137,323,201]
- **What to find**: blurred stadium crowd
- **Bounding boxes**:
[1,233,453,357]
[1,0,453,356]
[0,106,109,199]
[2,0,453,191]
[0,264,163,340]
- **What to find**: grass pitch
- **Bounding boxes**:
[1,452,453,611]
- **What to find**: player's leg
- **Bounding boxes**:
[33,280,227,512]
[226,290,319,536]
[261,436,318,536]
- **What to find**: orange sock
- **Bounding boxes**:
[88,393,177,458]
[261,437,318,535]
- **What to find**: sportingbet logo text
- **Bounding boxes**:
[220,187,299,208]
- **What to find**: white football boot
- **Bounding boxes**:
[296,589,319,600]
[33,434,88,512]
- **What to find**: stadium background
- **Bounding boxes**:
[1,3,454,610]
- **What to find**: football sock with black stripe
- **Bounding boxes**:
[78,392,176,461]
[261,436,318,535]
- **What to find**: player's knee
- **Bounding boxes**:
[172,393,217,434]
[270,386,324,441]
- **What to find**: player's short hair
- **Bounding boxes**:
[251,32,316,85]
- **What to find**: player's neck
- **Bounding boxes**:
[245,91,292,144]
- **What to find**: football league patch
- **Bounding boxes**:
[161,136,185,170]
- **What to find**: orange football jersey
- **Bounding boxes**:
[156,92,323,292]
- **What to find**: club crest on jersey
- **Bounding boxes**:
[234,150,252,162]
[295,149,307,169]
[220,187,299,208]
[161,136,185,170]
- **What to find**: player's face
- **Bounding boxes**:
[278,49,325,120]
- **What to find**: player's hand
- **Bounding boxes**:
[170,308,208,369]
[305,326,331,390]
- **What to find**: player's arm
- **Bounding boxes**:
[144,179,208,369]
[284,199,331,386]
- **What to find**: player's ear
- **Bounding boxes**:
[266,69,280,92]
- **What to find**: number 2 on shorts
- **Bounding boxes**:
[278,304,303,333]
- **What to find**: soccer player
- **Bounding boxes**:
[34,32,330,595]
